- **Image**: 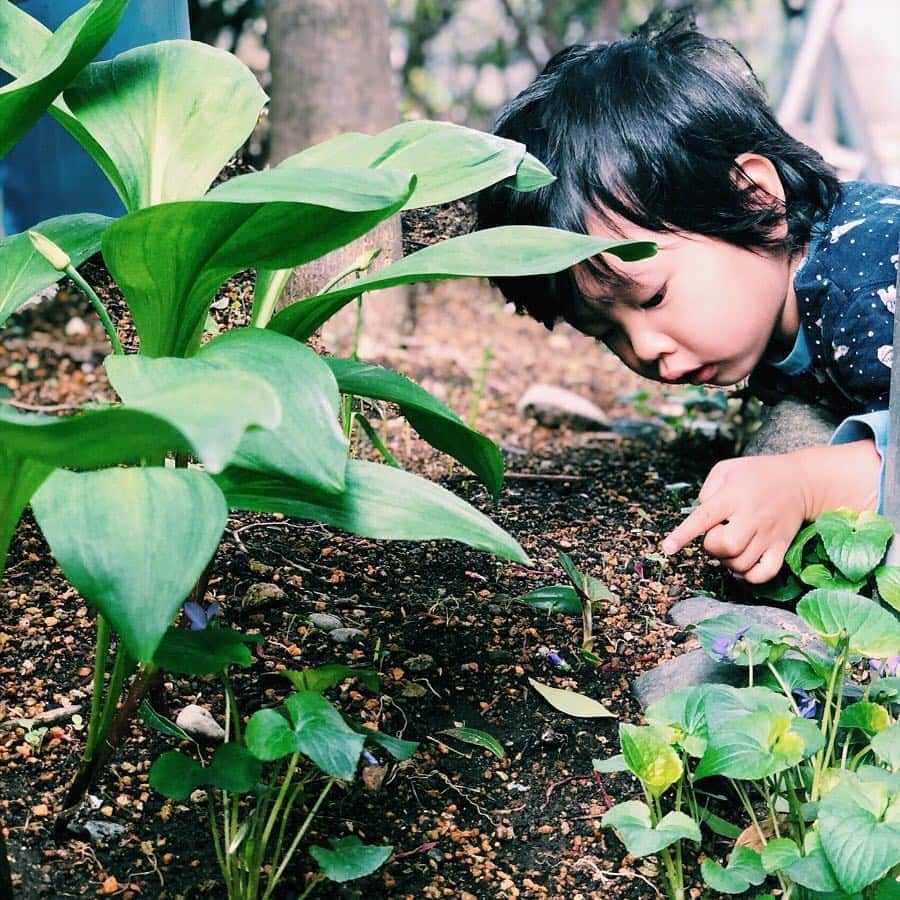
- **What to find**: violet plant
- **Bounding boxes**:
[594,509,900,899]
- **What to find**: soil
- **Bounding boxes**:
[1,232,740,898]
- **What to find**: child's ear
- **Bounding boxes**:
[732,152,786,204]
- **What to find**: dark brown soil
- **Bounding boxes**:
[1,257,736,898]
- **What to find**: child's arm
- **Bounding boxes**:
[661,440,881,583]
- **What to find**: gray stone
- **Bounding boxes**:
[516,384,609,430]
[175,704,226,742]
[405,653,436,672]
[742,399,840,457]
[307,612,343,632]
[327,627,366,644]
[240,582,286,610]
[80,820,126,843]
[632,650,747,708]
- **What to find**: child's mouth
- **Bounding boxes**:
[681,364,717,384]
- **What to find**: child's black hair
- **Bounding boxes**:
[476,11,841,329]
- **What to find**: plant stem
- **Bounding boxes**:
[811,648,846,800]
[92,644,129,755]
[766,661,801,715]
[64,264,124,355]
[296,873,325,900]
[732,779,765,845]
[84,615,112,758]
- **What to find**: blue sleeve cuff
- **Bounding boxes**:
[767,322,813,376]
[830,410,888,511]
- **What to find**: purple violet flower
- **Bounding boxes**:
[869,655,900,676]
[183,600,221,631]
[537,646,572,671]
[792,688,817,719]
[712,624,752,663]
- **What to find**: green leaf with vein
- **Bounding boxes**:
[700,847,766,894]
[838,700,891,735]
[323,357,501,495]
[797,589,900,656]
[438,728,505,759]
[215,460,529,564]
[150,744,262,801]
[875,565,900,612]
[601,800,700,857]
[619,723,682,797]
[816,509,894,582]
[872,724,900,770]
[281,665,379,695]
[31,467,227,662]
[153,628,262,676]
[310,836,393,884]
[0,0,128,159]
[101,167,415,357]
[0,214,111,329]
[527,678,616,719]
[513,585,581,614]
[63,40,267,211]
[267,227,656,342]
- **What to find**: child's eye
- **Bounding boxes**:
[641,291,665,310]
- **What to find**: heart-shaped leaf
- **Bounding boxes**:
[700,846,766,894]
[784,521,820,575]
[280,665,379,695]
[31,467,227,662]
[782,830,841,893]
[513,585,581,614]
[153,628,262,676]
[102,167,415,357]
[756,656,826,693]
[645,684,728,758]
[268,227,656,342]
[872,724,900,770]
[106,355,281,474]
[0,214,111,328]
[799,563,865,591]
[760,837,801,873]
[875,565,900,612]
[310,835,393,883]
[816,509,894,582]
[601,800,700,857]
[150,743,262,801]
[838,700,891,735]
[818,775,900,894]
[619,723,682,797]
[797,589,900,657]
[215,459,529,564]
[0,0,128,159]
[245,691,365,779]
[323,357,502,495]
[64,40,266,211]
[695,612,788,666]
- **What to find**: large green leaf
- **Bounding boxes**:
[196,330,347,491]
[153,627,262,676]
[818,775,900,894]
[101,167,415,357]
[278,120,553,210]
[0,214,111,328]
[268,227,657,342]
[872,724,900,771]
[782,831,841,893]
[31,467,228,662]
[0,0,128,159]
[874,564,900,612]
[513,585,581,614]
[244,691,365,779]
[105,355,281,474]
[601,800,700,857]
[645,684,726,758]
[619,723,682,797]
[310,835,393,884]
[0,450,53,577]
[797,589,900,657]
[816,509,894,582]
[700,847,766,894]
[64,40,267,211]
[150,744,263,801]
[323,357,502,495]
[215,459,529,564]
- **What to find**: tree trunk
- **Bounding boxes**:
[265,0,409,354]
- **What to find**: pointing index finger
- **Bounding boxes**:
[661,501,726,555]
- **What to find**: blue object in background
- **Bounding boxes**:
[1,1,190,235]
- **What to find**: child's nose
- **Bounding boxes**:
[628,325,670,364]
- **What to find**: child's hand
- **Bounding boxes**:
[661,441,880,583]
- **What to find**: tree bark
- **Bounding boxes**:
[266,0,408,351]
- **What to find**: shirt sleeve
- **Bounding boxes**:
[831,409,888,510]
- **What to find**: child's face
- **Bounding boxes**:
[570,212,801,386]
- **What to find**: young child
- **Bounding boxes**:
[477,13,900,584]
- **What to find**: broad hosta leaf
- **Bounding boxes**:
[872,723,900,770]
[310,836,393,884]
[150,744,262,801]
[601,800,700,857]
[281,665,379,695]
[102,167,415,357]
[527,678,616,719]
[153,628,262,676]
[64,40,267,211]
[438,727,505,759]
[31,467,227,662]
[323,357,502,495]
[818,775,900,894]
[245,691,365,779]
[700,847,766,894]
[875,565,900,612]
[838,700,891,735]
[106,355,281,474]
[816,509,894,582]
[645,684,727,758]
[619,723,681,797]
[513,585,581,614]
[0,0,128,159]
[199,331,347,490]
[268,227,656,342]
[0,448,52,576]
[0,214,111,329]
[279,120,552,210]
[797,589,900,657]
[215,459,529,564]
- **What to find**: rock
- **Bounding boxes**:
[405,653,436,673]
[248,558,274,576]
[609,417,663,439]
[742,399,839,456]
[175,704,225,742]
[632,650,747,708]
[400,681,427,698]
[64,316,89,337]
[240,582,285,611]
[307,612,343,632]
[516,384,609,430]
[79,820,126,844]
[361,764,388,791]
[327,627,366,644]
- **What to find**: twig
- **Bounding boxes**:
[4,399,84,412]
[1,704,82,730]
[543,773,597,808]
[504,472,585,482]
